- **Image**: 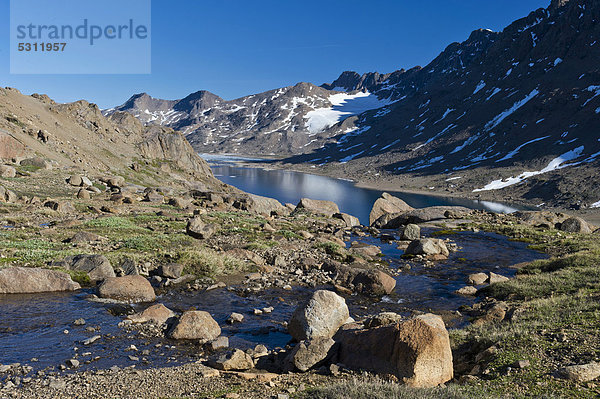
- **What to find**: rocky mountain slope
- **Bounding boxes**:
[0,87,221,191]
[108,0,600,208]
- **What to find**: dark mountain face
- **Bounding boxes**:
[107,0,600,207]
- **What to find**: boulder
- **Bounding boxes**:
[334,213,361,228]
[288,290,349,341]
[246,194,288,216]
[405,238,449,258]
[488,272,509,284]
[213,349,254,371]
[0,267,80,294]
[65,231,102,244]
[0,185,17,203]
[557,362,600,382]
[374,206,470,228]
[186,217,217,239]
[67,175,83,186]
[44,200,77,214]
[455,286,478,296]
[467,272,488,285]
[20,157,52,170]
[127,304,175,325]
[350,242,381,258]
[364,312,404,329]
[560,217,593,234]
[400,224,421,241]
[295,198,340,217]
[207,336,230,351]
[169,311,221,342]
[369,193,413,226]
[97,275,156,303]
[0,131,26,160]
[0,165,16,178]
[322,261,396,296]
[286,337,336,372]
[76,188,90,200]
[512,211,567,229]
[336,314,453,387]
[62,254,115,282]
[156,263,183,279]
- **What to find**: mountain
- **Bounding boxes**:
[108,0,600,208]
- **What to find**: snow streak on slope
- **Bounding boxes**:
[474,146,585,192]
[485,89,539,131]
[304,92,393,134]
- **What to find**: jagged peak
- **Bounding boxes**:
[549,0,570,11]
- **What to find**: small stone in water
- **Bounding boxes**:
[262,306,274,314]
[73,318,86,326]
[253,309,263,315]
[83,335,101,345]
[66,359,79,369]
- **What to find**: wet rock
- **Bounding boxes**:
[0,267,80,294]
[0,165,16,178]
[405,238,449,258]
[66,359,79,369]
[62,254,115,282]
[73,318,86,326]
[169,311,221,342]
[227,313,244,324]
[400,224,420,241]
[288,290,349,341]
[44,200,76,214]
[557,362,600,382]
[186,217,217,239]
[295,198,340,217]
[207,336,229,351]
[156,263,183,279]
[336,314,453,387]
[369,193,413,226]
[213,349,254,371]
[97,275,156,303]
[286,337,336,372]
[127,304,175,325]
[456,286,478,296]
[83,335,101,345]
[322,261,396,296]
[467,272,487,285]
[560,217,593,234]
[488,272,509,284]
[334,213,360,228]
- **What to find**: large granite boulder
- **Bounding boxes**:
[288,290,349,341]
[336,314,453,387]
[322,261,396,296]
[295,198,340,217]
[97,275,156,303]
[0,267,80,294]
[369,193,413,226]
[169,310,221,342]
[62,254,115,282]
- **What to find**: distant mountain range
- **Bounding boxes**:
[106,0,600,208]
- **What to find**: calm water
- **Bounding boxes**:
[203,154,529,225]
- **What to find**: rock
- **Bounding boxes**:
[197,365,221,378]
[0,165,16,178]
[101,176,125,188]
[207,336,229,351]
[68,175,83,186]
[168,197,192,208]
[127,304,175,325]
[364,312,404,329]
[488,272,509,284]
[400,224,421,241]
[83,335,101,345]
[213,349,254,371]
[186,217,217,239]
[322,261,396,296]
[350,242,381,258]
[286,337,336,372]
[405,238,449,257]
[374,206,470,228]
[288,290,349,341]
[66,231,102,244]
[76,188,90,200]
[246,193,288,216]
[156,263,183,279]
[81,176,93,187]
[44,200,76,213]
[295,198,340,217]
[336,313,453,387]
[560,217,593,234]
[512,360,531,369]
[169,311,221,342]
[97,275,156,303]
[334,213,360,228]
[20,157,52,170]
[144,191,164,203]
[467,272,488,285]
[73,318,86,326]
[369,193,413,226]
[557,362,600,382]
[0,131,26,160]
[512,211,567,229]
[66,359,79,369]
[227,312,244,324]
[62,254,115,282]
[456,286,478,296]
[0,267,80,294]
[473,302,508,325]
[0,185,17,203]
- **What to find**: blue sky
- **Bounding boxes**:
[0,0,549,109]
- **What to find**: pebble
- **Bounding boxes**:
[83,335,101,345]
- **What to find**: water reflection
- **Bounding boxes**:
[204,154,530,224]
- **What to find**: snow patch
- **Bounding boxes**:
[485,89,539,130]
[496,136,550,162]
[474,146,585,192]
[473,81,486,95]
[591,200,600,209]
